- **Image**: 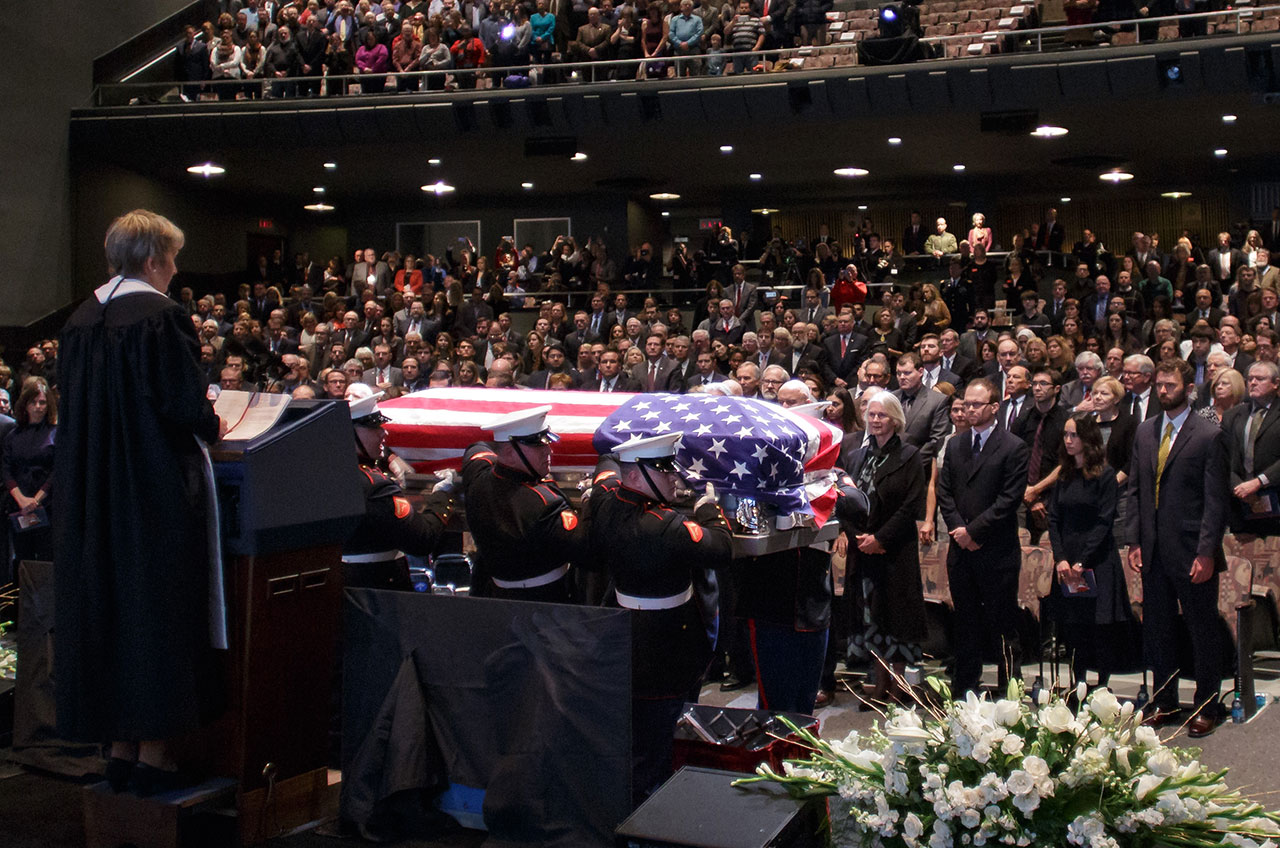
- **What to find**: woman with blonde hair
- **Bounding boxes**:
[918,283,952,334]
[1196,367,1245,426]
[967,212,993,252]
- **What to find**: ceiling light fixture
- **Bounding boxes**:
[186,162,225,177]
[888,137,902,145]
[1098,171,1134,183]
[751,208,779,215]
[521,181,534,189]
[661,211,671,217]
[952,163,966,172]
[749,173,763,181]
[858,205,868,210]
[420,181,456,195]
[1222,114,1237,123]
[1060,197,1071,203]
[323,161,337,170]
[571,152,588,162]
[1031,125,1068,138]
[650,192,681,200]
[1161,191,1192,199]
[834,167,869,178]
[428,158,442,165]
[312,186,325,193]
[719,145,734,153]
[304,202,334,212]
[1214,148,1228,157]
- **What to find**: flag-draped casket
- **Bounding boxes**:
[381,388,843,521]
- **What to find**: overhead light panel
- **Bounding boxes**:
[304,202,334,212]
[521,181,534,190]
[1098,171,1133,183]
[834,167,869,178]
[420,182,456,195]
[751,208,779,215]
[888,137,902,145]
[952,164,966,172]
[1031,125,1068,138]
[312,186,325,193]
[650,192,681,200]
[661,211,670,217]
[571,152,588,162]
[1060,197,1071,203]
[1214,148,1228,157]
[323,161,337,170]
[428,158,442,165]
[1161,191,1192,198]
[187,162,225,177]
[749,173,763,181]
[719,145,734,153]
[1222,114,1237,123]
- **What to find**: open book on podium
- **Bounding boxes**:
[214,390,292,443]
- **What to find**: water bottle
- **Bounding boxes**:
[1136,683,1150,711]
[1030,676,1044,705]
[1231,692,1244,724]
[1257,693,1268,710]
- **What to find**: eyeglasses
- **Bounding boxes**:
[961,400,997,409]
[761,378,785,386]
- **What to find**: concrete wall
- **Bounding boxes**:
[0,0,196,325]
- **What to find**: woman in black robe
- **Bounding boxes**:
[1046,413,1135,691]
[54,210,224,794]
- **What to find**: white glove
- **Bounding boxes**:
[432,469,458,493]
[694,483,718,512]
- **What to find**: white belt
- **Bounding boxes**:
[615,585,694,610]
[342,550,404,564]
[492,563,569,589]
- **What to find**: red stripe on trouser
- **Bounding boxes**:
[747,619,768,710]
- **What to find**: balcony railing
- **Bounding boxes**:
[89,4,1280,108]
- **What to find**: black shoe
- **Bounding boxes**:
[132,762,201,797]
[104,758,135,793]
[1188,713,1224,738]
[720,676,752,692]
[1141,707,1183,728]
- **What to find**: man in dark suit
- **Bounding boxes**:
[666,336,696,392]
[765,327,814,377]
[525,343,582,389]
[1225,361,1280,538]
[1121,354,1161,422]
[582,348,641,392]
[725,264,758,328]
[1035,207,1065,253]
[1206,231,1246,288]
[1219,322,1254,375]
[1045,278,1069,334]
[1261,207,1280,254]
[586,293,612,339]
[685,350,725,388]
[996,366,1032,431]
[916,334,960,391]
[821,311,869,389]
[563,310,602,362]
[893,353,951,462]
[940,261,975,332]
[937,377,1030,697]
[1012,368,1067,544]
[799,286,832,327]
[1081,274,1112,335]
[704,299,746,346]
[1187,287,1226,330]
[901,210,928,256]
[632,334,678,392]
[363,344,404,390]
[1126,358,1229,737]
[938,330,978,388]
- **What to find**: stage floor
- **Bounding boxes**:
[3,660,1279,848]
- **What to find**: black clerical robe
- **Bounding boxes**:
[54,281,223,741]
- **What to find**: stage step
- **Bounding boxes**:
[83,778,237,848]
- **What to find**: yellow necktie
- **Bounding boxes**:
[1155,421,1173,507]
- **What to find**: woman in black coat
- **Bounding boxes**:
[843,391,928,706]
[1046,413,1135,691]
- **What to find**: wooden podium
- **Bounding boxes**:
[84,399,364,847]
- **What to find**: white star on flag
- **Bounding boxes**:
[708,438,728,458]
[752,444,769,461]
[735,425,753,438]
[681,412,701,422]
[655,421,672,433]
[729,461,750,479]
[685,458,707,478]
[695,424,713,436]
[613,420,632,432]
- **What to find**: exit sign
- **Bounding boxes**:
[698,218,722,231]
[258,219,274,230]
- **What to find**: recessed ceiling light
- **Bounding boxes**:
[1031,125,1068,138]
[650,192,681,200]
[661,211,670,217]
[1060,197,1071,203]
[428,158,442,165]
[952,163,966,172]
[312,186,325,194]
[751,208,779,215]
[888,137,902,145]
[521,181,534,190]
[1099,171,1134,183]
[1214,148,1228,157]
[1222,114,1237,123]
[719,145,734,153]
[834,167,869,178]
[420,182,456,194]
[749,173,763,181]
[304,202,334,212]
[571,152,588,162]
[858,205,868,211]
[186,162,225,177]
[323,161,337,170]
[1162,191,1192,199]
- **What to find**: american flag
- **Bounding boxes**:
[380,387,841,518]
[593,394,842,518]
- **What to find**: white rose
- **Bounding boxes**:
[1001,735,1025,756]
[1039,704,1075,734]
[1023,756,1050,779]
[904,813,925,841]
[994,700,1022,727]
[1133,726,1159,748]
[1012,792,1040,815]
[1006,770,1035,796]
[1135,774,1164,801]
[961,809,981,829]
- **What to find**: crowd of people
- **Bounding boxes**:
[8,207,1280,795]
[171,0,835,97]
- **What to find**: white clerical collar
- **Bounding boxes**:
[96,276,167,303]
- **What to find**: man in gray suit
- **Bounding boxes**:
[351,248,392,298]
[893,352,951,462]
[1126,357,1229,737]
[362,343,404,389]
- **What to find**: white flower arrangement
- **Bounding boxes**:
[736,679,1280,848]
